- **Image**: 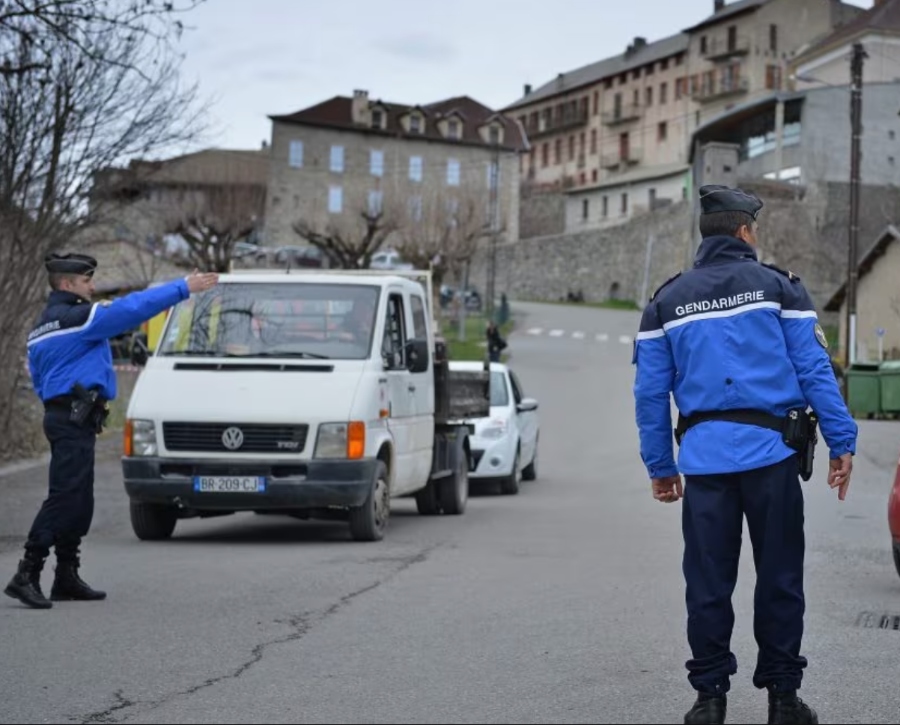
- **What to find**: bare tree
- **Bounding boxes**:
[0,0,207,460]
[392,190,493,289]
[167,184,267,272]
[293,192,400,269]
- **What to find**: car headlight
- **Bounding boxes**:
[480,420,507,439]
[125,419,157,457]
[315,421,365,459]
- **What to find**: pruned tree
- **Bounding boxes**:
[293,191,400,269]
[167,184,267,272]
[0,0,207,461]
[392,189,494,290]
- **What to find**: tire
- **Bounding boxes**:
[349,461,390,542]
[893,542,900,580]
[522,437,538,481]
[439,436,469,516]
[499,447,521,496]
[130,501,177,541]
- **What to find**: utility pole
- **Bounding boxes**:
[846,41,867,367]
[487,140,500,321]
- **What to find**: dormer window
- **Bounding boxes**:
[448,119,460,139]
[410,114,422,133]
[371,109,384,129]
[489,125,501,145]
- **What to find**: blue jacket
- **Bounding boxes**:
[26,279,190,402]
[633,235,858,478]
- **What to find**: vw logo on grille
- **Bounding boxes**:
[221,426,244,451]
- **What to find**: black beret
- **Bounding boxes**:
[699,184,764,219]
[44,253,98,277]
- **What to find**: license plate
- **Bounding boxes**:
[193,476,267,493]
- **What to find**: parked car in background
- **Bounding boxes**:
[439,285,482,312]
[448,361,539,495]
[370,249,413,271]
[889,452,900,579]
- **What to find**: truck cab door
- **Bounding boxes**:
[380,288,415,495]
[406,288,435,489]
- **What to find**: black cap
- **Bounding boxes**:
[44,253,98,277]
[699,184,763,219]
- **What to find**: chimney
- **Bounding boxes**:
[633,36,647,49]
[351,89,369,125]
[714,0,725,12]
[261,139,268,151]
[524,83,532,96]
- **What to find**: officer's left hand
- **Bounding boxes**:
[652,476,683,503]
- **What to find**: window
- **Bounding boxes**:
[582,199,589,221]
[660,82,668,104]
[770,24,778,53]
[410,115,422,133]
[602,196,608,218]
[658,121,668,141]
[447,159,461,186]
[766,65,782,90]
[568,135,575,161]
[489,126,500,145]
[649,188,657,209]
[700,36,708,55]
[448,119,460,139]
[646,86,653,106]
[486,160,499,189]
[621,193,628,215]
[289,140,304,168]
[409,156,423,182]
[490,371,510,407]
[367,190,383,216]
[330,145,344,173]
[408,195,423,222]
[382,294,407,370]
[554,139,562,164]
[410,294,428,342]
[590,129,597,155]
[370,150,384,177]
[372,110,384,129]
[328,186,342,214]
[508,370,525,404]
[542,143,549,167]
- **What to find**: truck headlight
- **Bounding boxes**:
[481,420,507,440]
[125,419,157,457]
[314,421,365,460]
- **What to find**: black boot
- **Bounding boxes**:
[50,557,106,601]
[685,694,727,725]
[768,690,818,725]
[4,554,53,609]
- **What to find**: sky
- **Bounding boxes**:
[171,0,874,154]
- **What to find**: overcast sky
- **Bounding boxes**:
[173,0,874,153]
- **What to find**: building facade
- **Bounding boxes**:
[263,91,526,253]
[506,0,864,233]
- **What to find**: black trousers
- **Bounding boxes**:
[682,454,808,696]
[25,406,97,561]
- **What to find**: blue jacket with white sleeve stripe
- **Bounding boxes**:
[632,235,857,479]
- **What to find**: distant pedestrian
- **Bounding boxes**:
[486,321,507,362]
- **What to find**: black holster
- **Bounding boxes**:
[674,407,818,482]
[69,384,109,433]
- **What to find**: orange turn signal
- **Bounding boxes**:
[347,421,365,460]
[123,419,133,457]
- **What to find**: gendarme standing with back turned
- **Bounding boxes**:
[632,185,858,725]
[4,254,218,610]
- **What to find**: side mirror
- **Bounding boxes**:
[130,335,149,368]
[516,398,539,413]
[405,338,430,374]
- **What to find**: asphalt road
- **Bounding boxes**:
[1,300,899,724]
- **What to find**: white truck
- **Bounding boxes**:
[121,269,489,542]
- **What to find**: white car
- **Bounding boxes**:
[448,361,540,495]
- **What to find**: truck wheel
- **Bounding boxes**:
[499,448,521,496]
[415,480,441,516]
[439,435,469,516]
[130,501,177,541]
[349,461,390,542]
[894,542,900,580]
[522,437,538,481]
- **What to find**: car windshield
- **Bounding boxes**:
[490,371,509,407]
[157,282,380,360]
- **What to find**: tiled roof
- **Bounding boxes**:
[269,95,527,152]
[503,32,689,110]
[794,0,900,64]
[825,224,900,312]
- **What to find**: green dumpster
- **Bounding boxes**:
[845,362,882,418]
[879,361,900,415]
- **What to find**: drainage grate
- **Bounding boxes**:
[855,611,900,630]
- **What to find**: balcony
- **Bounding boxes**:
[601,104,643,127]
[702,35,751,61]
[601,147,643,170]
[528,107,589,140]
[692,78,749,103]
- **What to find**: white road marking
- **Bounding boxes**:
[596,334,609,343]
[572,331,585,339]
[527,328,544,336]
[619,335,634,345]
[549,329,565,337]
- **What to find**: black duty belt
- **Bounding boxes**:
[674,408,785,446]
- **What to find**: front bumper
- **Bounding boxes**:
[122,456,378,510]
[469,437,515,478]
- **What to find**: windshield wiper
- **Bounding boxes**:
[253,351,331,360]
[159,350,219,357]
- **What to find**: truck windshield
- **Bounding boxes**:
[157,283,381,360]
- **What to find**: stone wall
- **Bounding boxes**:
[468,180,900,317]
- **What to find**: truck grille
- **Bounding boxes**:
[162,422,309,454]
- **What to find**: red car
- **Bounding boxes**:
[890,454,900,579]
